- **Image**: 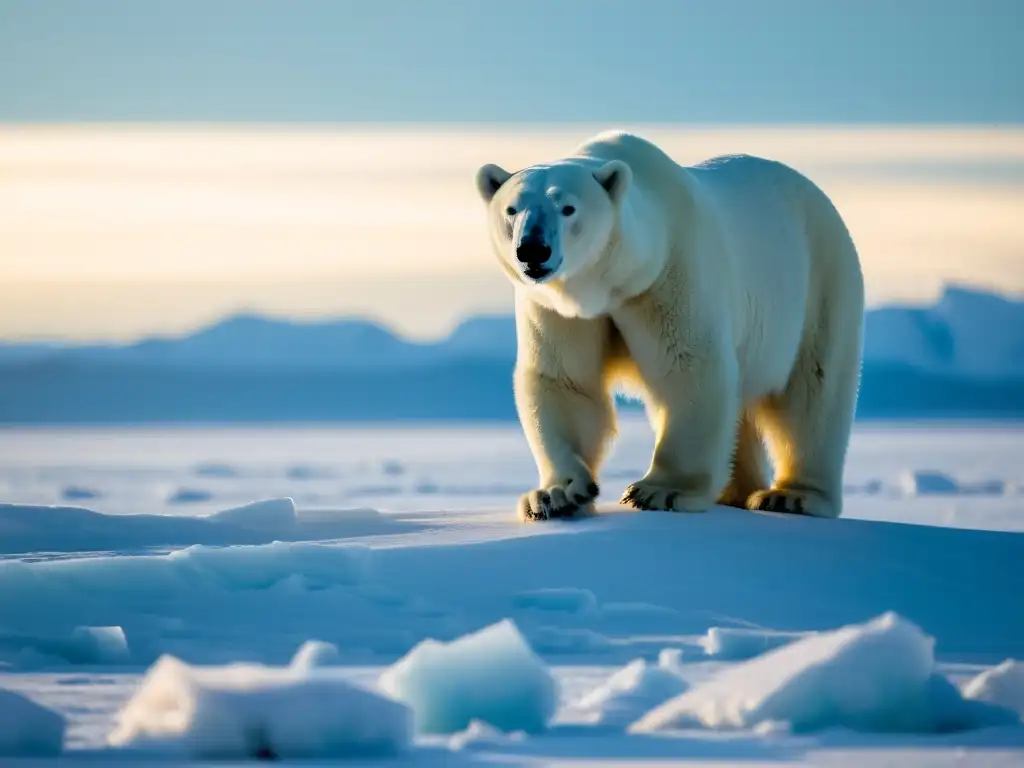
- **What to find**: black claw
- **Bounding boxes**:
[553,505,578,519]
[665,491,679,510]
[793,498,806,514]
[759,494,793,513]
[527,497,550,520]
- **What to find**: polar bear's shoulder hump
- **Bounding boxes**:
[575,131,680,171]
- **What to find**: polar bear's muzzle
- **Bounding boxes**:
[515,220,558,282]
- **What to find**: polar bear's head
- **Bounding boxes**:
[474,159,632,285]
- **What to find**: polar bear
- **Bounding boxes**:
[474,130,864,521]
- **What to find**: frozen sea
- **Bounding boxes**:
[0,416,1023,765]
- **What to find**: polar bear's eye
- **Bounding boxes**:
[561,205,576,217]
[505,206,517,217]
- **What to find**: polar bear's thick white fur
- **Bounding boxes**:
[474,130,864,521]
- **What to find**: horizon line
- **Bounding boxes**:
[2,279,1016,348]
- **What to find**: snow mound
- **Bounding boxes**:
[167,540,372,590]
[573,657,688,729]
[291,640,341,670]
[0,625,129,667]
[899,471,1008,497]
[962,659,1024,718]
[701,626,811,660]
[108,654,412,759]
[0,502,391,558]
[286,464,334,480]
[900,470,960,496]
[193,462,241,478]
[61,485,101,501]
[0,688,66,757]
[657,647,685,673]
[378,619,557,735]
[381,460,406,477]
[966,478,1007,495]
[447,719,525,751]
[0,540,376,668]
[70,626,130,664]
[206,497,297,530]
[630,612,1011,734]
[167,488,214,504]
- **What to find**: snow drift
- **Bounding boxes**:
[699,626,811,661]
[962,659,1024,719]
[108,654,412,759]
[290,640,342,670]
[631,612,1017,735]
[572,657,688,728]
[1,625,129,667]
[379,619,557,735]
[205,497,297,529]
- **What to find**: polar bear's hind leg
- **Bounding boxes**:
[747,228,863,518]
[717,412,770,508]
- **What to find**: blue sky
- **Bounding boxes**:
[2,0,1021,124]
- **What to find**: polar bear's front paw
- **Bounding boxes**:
[621,482,712,513]
[748,488,836,518]
[518,477,600,522]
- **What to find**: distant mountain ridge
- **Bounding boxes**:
[0,285,1021,423]
[0,313,519,370]
[2,284,1021,377]
[864,286,1024,379]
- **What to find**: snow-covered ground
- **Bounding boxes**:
[1,417,1023,765]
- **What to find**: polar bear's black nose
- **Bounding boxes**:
[516,241,552,266]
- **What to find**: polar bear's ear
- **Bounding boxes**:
[475,164,512,203]
[594,160,632,204]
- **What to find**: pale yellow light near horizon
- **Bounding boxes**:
[1,125,1023,341]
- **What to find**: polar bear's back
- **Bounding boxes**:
[574,131,862,394]
[574,130,852,289]
[575,130,802,192]
[686,151,864,306]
